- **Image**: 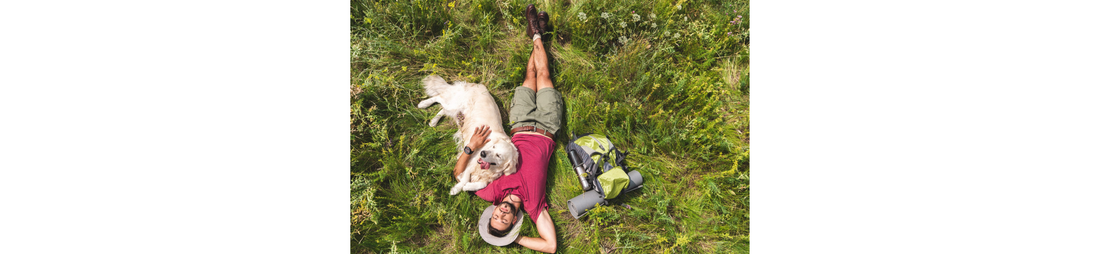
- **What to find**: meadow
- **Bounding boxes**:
[351,0,748,252]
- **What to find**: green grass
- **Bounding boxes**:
[351,0,748,253]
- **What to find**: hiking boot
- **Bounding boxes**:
[538,11,549,38]
[525,4,539,38]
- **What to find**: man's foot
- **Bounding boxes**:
[538,11,549,38]
[525,4,539,38]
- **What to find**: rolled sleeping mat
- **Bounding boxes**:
[567,190,606,219]
[624,170,644,193]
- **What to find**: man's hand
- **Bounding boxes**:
[515,209,557,253]
[467,125,492,151]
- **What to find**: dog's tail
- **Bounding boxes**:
[421,75,450,97]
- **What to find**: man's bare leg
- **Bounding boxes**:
[522,45,538,91]
[531,38,554,91]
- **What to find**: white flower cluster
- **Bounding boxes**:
[649,13,657,20]
[619,21,626,28]
[601,12,611,19]
[618,35,629,44]
[578,12,587,21]
[632,13,641,22]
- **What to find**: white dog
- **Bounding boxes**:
[417,75,518,195]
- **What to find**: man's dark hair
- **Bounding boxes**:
[488,202,517,237]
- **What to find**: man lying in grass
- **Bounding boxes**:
[452,4,559,253]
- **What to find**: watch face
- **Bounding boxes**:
[464,146,472,154]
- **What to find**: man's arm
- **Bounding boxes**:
[515,209,557,253]
[453,152,472,180]
[453,125,492,180]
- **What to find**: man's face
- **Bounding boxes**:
[489,202,517,231]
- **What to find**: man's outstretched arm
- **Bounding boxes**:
[516,209,557,253]
[453,125,492,180]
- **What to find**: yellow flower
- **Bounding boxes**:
[402,66,407,71]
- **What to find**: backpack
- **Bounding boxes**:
[566,133,632,199]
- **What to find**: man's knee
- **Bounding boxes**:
[536,69,550,78]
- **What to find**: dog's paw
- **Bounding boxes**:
[462,182,488,191]
[449,183,465,195]
[429,116,442,127]
[417,99,435,109]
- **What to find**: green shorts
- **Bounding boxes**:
[509,86,562,135]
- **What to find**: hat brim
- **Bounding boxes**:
[478,205,524,246]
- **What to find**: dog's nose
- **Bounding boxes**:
[480,151,487,158]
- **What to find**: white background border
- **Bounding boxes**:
[754,0,1099,253]
[1,0,347,253]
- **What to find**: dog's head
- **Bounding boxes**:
[474,133,519,175]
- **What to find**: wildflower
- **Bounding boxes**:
[738,15,742,18]
[673,32,681,38]
[632,13,641,22]
[649,13,657,19]
[618,36,628,44]
[601,12,610,19]
[676,4,682,10]
[664,31,671,36]
[578,12,587,21]
[619,21,626,28]
[684,17,687,21]
[651,23,657,29]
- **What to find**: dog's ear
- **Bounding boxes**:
[502,151,518,175]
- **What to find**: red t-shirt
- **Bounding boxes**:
[475,133,555,222]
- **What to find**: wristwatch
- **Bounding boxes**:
[463,146,473,155]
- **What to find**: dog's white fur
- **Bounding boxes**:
[417,75,518,195]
